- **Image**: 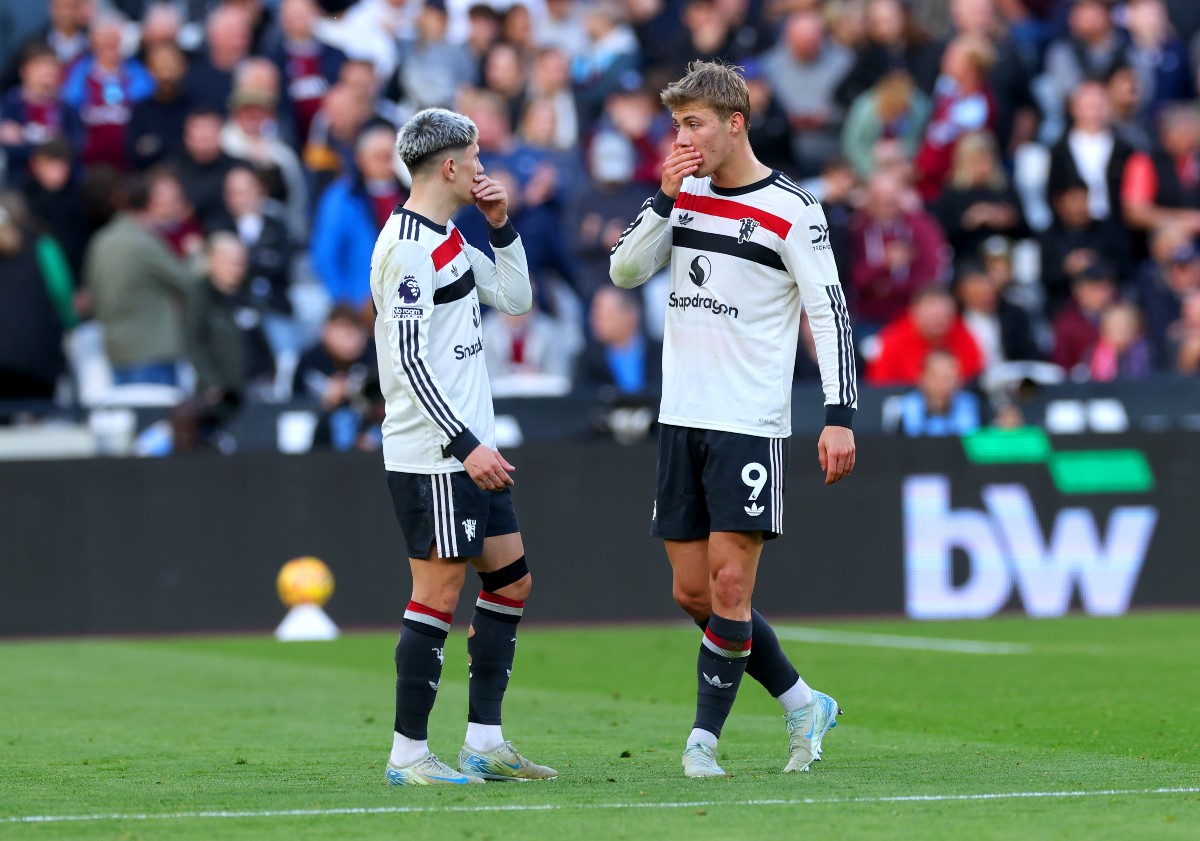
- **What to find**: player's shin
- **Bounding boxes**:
[692,614,752,744]
[392,601,451,765]
[465,582,524,752]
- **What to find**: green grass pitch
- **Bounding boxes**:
[2,613,1198,840]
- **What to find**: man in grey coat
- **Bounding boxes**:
[85,171,197,386]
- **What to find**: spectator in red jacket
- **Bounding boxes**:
[1051,259,1119,376]
[849,168,948,334]
[867,286,984,386]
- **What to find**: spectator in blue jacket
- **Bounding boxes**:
[309,124,405,309]
[898,349,981,437]
[61,14,156,171]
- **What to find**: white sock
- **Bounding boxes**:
[465,723,505,752]
[390,732,428,767]
[776,676,814,713]
[687,728,719,749]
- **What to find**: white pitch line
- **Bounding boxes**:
[3,787,1197,824]
[774,627,1032,655]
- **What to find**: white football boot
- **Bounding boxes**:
[783,691,841,773]
[681,742,727,777]
[386,752,485,785]
[457,742,558,781]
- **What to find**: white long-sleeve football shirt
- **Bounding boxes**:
[372,208,532,474]
[609,171,857,437]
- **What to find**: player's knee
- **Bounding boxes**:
[672,583,710,620]
[418,588,460,616]
[478,555,530,601]
[503,572,532,602]
[711,567,750,609]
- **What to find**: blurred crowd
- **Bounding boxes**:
[2,0,1200,449]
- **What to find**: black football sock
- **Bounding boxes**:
[467,591,523,727]
[393,601,450,741]
[693,613,752,739]
[694,610,800,699]
[745,609,801,697]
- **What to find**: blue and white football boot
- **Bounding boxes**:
[783,691,841,773]
[457,742,557,781]
[386,752,485,785]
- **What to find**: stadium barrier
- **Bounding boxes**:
[3,431,1197,636]
[4,376,1200,459]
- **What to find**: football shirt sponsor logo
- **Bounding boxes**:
[675,256,738,316]
[454,338,484,359]
[668,292,739,318]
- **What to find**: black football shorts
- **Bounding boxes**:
[651,424,789,541]
[387,470,520,560]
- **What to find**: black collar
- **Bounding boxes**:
[710,170,780,197]
[393,206,447,235]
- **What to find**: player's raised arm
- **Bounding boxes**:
[780,201,858,484]
[379,240,482,463]
[463,175,532,316]
[609,143,700,288]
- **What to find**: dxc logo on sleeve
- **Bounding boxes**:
[809,225,831,250]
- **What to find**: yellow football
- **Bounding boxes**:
[276,557,335,607]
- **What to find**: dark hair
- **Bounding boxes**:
[1103,62,1135,85]
[822,157,854,176]
[327,303,364,327]
[1051,173,1089,199]
[186,104,225,123]
[911,285,954,306]
[225,162,268,192]
[592,285,642,315]
[31,134,74,163]
[467,3,500,22]
[122,173,152,211]
[954,259,989,285]
[122,166,180,211]
[19,40,56,67]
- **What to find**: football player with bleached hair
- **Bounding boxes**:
[370,107,555,785]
